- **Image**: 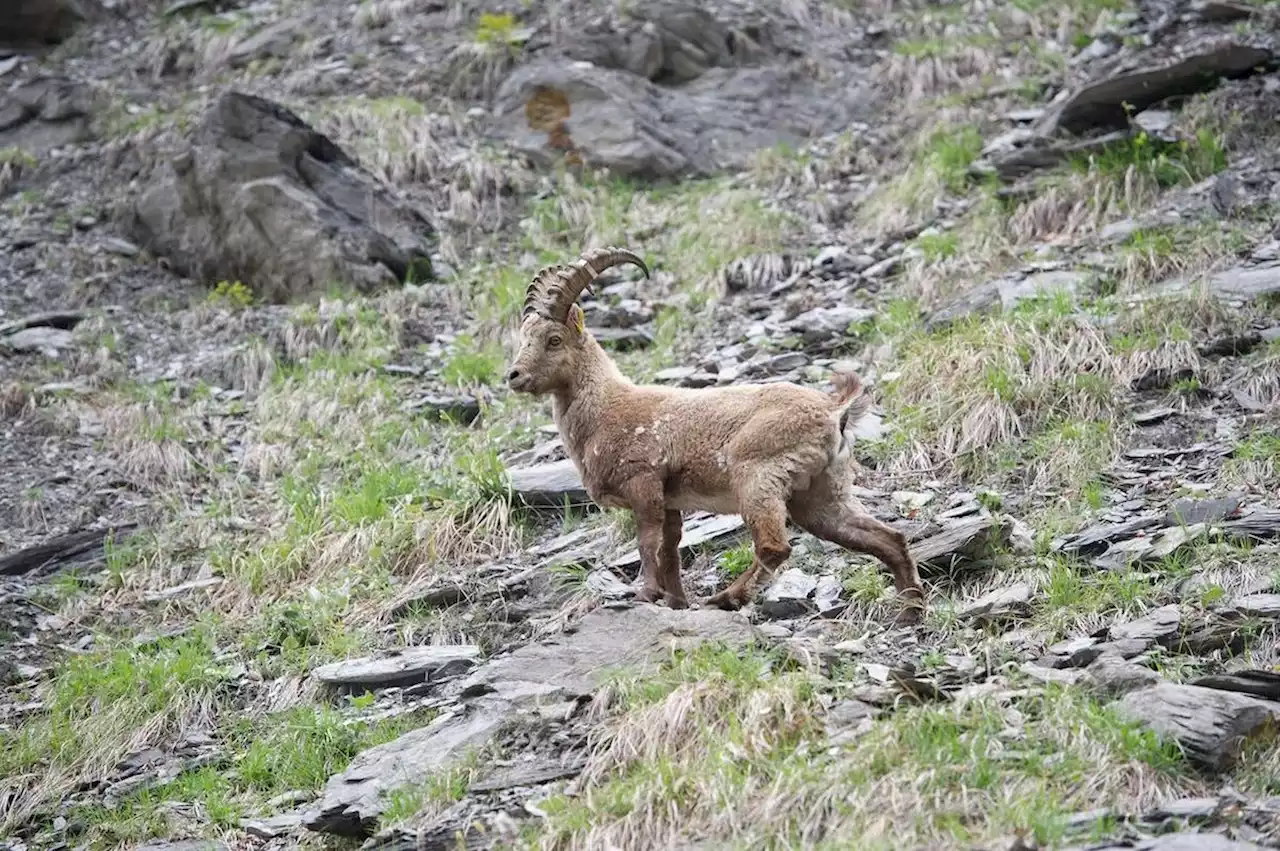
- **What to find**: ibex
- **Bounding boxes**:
[507,247,926,625]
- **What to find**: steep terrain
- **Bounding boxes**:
[3,0,1280,849]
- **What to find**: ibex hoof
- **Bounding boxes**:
[892,602,925,627]
[664,593,690,609]
[702,590,747,611]
[635,586,664,604]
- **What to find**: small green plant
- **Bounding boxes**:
[548,560,590,590]
[893,37,949,59]
[1082,480,1107,511]
[474,12,521,48]
[1235,431,1280,464]
[1226,430,1280,488]
[914,231,960,262]
[349,690,378,710]
[1197,583,1227,607]
[975,490,1003,512]
[1071,32,1095,50]
[1069,129,1227,189]
[718,543,755,579]
[379,751,483,829]
[380,785,429,826]
[367,95,426,118]
[919,648,947,671]
[842,561,891,603]
[0,146,37,169]
[1114,219,1251,287]
[923,125,984,194]
[207,280,255,309]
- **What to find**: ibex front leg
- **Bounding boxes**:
[622,479,668,605]
[659,509,688,608]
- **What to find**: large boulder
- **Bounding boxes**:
[560,2,775,84]
[490,57,872,178]
[123,91,435,303]
[0,0,93,48]
[487,2,874,178]
[0,76,97,159]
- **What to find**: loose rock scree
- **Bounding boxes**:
[507,247,927,624]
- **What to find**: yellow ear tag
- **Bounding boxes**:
[572,306,585,334]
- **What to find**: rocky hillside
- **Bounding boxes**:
[3,0,1280,848]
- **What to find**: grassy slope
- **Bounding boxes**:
[2,0,1280,849]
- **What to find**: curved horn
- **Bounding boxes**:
[524,247,649,323]
[523,263,569,320]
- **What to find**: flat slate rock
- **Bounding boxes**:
[1116,682,1280,772]
[1042,636,1102,669]
[1232,593,1280,618]
[1133,406,1178,425]
[909,515,1002,572]
[1082,655,1160,699]
[469,759,586,793]
[1041,636,1150,669]
[507,459,589,507]
[461,604,757,703]
[1093,524,1205,570]
[304,605,756,836]
[1110,604,1181,646]
[759,567,819,620]
[1038,42,1274,135]
[1163,494,1245,527]
[1055,514,1162,557]
[1068,832,1274,850]
[1217,508,1280,543]
[1149,796,1224,820]
[1,326,75,353]
[302,702,505,836]
[585,568,635,600]
[608,512,746,571]
[958,582,1033,623]
[1162,263,1280,303]
[312,645,481,691]
[0,309,92,338]
[360,823,504,851]
[0,523,141,576]
[242,812,303,839]
[1190,670,1280,701]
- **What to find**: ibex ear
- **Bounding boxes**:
[567,303,586,336]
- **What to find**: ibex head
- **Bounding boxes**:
[506,246,649,395]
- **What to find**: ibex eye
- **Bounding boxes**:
[548,336,563,348]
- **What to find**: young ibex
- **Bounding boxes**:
[507,247,927,625]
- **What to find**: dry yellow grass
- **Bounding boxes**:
[535,646,1200,851]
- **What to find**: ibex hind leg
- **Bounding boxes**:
[788,476,926,626]
[703,496,791,611]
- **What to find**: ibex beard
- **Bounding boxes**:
[507,246,927,626]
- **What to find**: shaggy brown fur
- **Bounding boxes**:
[508,247,926,624]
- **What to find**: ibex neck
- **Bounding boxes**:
[552,336,630,460]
